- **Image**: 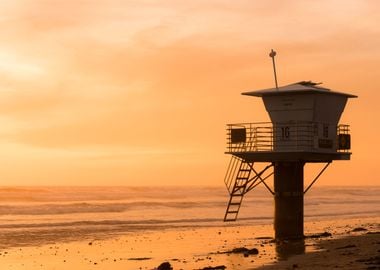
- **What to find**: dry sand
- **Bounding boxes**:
[0,217,378,270]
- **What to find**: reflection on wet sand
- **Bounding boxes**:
[275,239,305,261]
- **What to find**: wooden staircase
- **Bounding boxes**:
[223,156,253,222]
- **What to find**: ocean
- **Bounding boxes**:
[0,186,378,249]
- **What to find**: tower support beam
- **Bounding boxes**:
[274,162,304,240]
[304,162,331,194]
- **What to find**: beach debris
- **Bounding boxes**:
[306,232,332,238]
[156,261,172,270]
[200,265,226,270]
[254,236,273,240]
[366,231,380,235]
[234,247,259,255]
[221,247,259,257]
[336,244,357,250]
[356,255,380,268]
[128,257,152,261]
[352,227,368,232]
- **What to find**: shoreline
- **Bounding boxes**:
[0,216,378,269]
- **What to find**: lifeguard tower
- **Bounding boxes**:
[223,54,357,239]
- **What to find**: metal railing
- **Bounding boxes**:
[226,121,351,153]
[337,124,350,135]
[337,124,351,153]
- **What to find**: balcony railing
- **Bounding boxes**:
[226,121,351,153]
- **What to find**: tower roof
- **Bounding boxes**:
[242,81,358,98]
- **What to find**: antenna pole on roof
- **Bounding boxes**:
[269,49,279,90]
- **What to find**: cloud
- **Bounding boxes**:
[0,0,379,186]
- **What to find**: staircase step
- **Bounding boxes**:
[230,198,243,203]
[229,202,242,206]
[223,157,254,223]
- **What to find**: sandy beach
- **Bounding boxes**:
[0,216,378,270]
[258,232,380,270]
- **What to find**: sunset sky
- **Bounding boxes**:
[0,0,379,186]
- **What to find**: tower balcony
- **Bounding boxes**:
[226,121,351,162]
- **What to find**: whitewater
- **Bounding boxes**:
[0,186,378,248]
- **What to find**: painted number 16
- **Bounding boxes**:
[281,126,290,139]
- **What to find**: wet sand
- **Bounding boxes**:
[258,232,380,270]
[0,217,378,269]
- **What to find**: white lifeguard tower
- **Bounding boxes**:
[223,55,357,239]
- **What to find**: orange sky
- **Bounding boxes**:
[0,0,379,186]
